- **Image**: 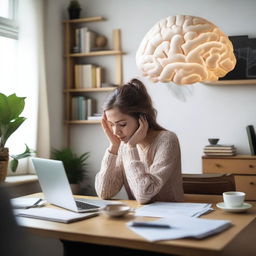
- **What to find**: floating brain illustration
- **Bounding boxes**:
[136,15,237,85]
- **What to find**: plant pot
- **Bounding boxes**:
[0,148,9,182]
[68,8,81,20]
[70,183,81,195]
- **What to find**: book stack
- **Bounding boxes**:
[75,64,102,88]
[74,27,97,53]
[71,96,95,120]
[203,144,236,156]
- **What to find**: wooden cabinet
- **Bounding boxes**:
[202,155,256,200]
[63,16,124,145]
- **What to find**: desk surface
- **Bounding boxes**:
[17,194,256,256]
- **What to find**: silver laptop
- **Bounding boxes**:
[31,157,102,213]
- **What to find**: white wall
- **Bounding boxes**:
[45,0,256,194]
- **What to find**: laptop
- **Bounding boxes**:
[31,157,102,213]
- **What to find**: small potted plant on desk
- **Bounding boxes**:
[0,93,34,181]
[51,148,89,194]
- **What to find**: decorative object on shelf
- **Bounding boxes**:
[220,35,256,80]
[246,125,256,155]
[208,138,219,145]
[51,148,89,193]
[0,93,27,182]
[68,0,82,20]
[136,15,236,85]
[95,35,108,48]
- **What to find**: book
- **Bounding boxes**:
[204,149,236,153]
[95,66,102,88]
[204,144,235,149]
[74,64,82,88]
[79,27,89,53]
[204,152,236,156]
[85,30,97,52]
[87,115,102,121]
[14,207,98,223]
[81,64,96,88]
[246,125,256,155]
[86,98,93,117]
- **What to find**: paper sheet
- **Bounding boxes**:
[11,197,46,209]
[127,215,232,241]
[135,202,213,218]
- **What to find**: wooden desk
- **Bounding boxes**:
[17,193,256,256]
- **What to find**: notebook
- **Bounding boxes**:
[14,207,99,223]
[31,157,102,213]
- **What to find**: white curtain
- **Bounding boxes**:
[7,0,50,174]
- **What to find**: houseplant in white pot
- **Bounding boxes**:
[0,93,33,181]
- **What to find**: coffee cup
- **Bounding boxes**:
[223,191,245,208]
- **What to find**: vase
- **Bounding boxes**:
[70,183,81,195]
[68,8,81,20]
[0,148,9,182]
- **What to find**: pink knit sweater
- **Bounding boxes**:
[95,130,184,204]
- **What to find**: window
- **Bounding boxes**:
[0,0,18,39]
[1,0,41,176]
[0,0,19,131]
[0,0,26,175]
[0,0,19,143]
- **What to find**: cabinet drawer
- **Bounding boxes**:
[203,159,256,174]
[235,175,256,200]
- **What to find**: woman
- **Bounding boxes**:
[95,78,184,204]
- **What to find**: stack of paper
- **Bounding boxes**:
[135,202,213,218]
[128,216,232,241]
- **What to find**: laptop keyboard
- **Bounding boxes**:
[75,200,100,210]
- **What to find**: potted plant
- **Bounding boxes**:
[51,147,89,194]
[68,0,82,20]
[0,93,34,181]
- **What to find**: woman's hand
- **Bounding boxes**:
[101,113,121,154]
[127,115,148,148]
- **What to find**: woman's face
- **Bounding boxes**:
[105,107,139,143]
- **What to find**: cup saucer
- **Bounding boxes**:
[216,202,252,213]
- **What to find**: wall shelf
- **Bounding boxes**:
[203,79,256,85]
[64,87,117,93]
[67,50,124,57]
[63,16,105,24]
[63,16,124,145]
[65,120,101,125]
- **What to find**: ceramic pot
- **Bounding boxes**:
[0,148,9,182]
[68,8,81,20]
[70,183,81,195]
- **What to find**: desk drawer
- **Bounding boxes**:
[235,175,256,200]
[203,159,256,174]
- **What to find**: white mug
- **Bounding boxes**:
[223,191,245,208]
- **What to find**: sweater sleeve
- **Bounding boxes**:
[122,133,181,204]
[95,148,124,199]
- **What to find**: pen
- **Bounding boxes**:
[26,198,43,209]
[130,221,171,228]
